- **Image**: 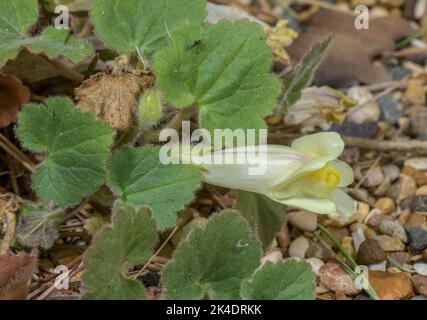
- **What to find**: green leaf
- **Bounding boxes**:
[16,97,114,207]
[154,20,281,135]
[15,205,66,249]
[282,35,334,107]
[25,27,94,64]
[162,210,262,299]
[91,0,206,62]
[241,260,316,300]
[0,0,93,67]
[235,191,285,251]
[0,0,39,66]
[82,206,158,300]
[107,145,202,230]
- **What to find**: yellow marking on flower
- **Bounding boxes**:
[305,164,340,197]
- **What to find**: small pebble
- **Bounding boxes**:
[398,174,417,202]
[369,271,414,300]
[397,209,411,225]
[288,236,310,258]
[411,274,427,297]
[374,197,395,214]
[319,262,362,295]
[330,122,379,139]
[410,195,427,213]
[391,252,410,265]
[423,248,427,262]
[379,220,408,243]
[364,227,377,239]
[306,242,335,260]
[416,185,427,196]
[341,236,356,258]
[347,87,381,124]
[352,227,366,252]
[405,81,426,105]
[401,166,427,186]
[414,263,427,276]
[410,106,427,138]
[362,166,384,188]
[368,261,387,272]
[287,210,318,232]
[404,213,426,228]
[261,250,283,266]
[306,257,324,275]
[406,227,427,253]
[376,235,405,251]
[357,239,387,265]
[404,157,427,171]
[382,164,400,182]
[277,223,291,251]
[378,94,402,125]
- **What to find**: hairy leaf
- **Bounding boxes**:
[154,20,281,135]
[0,0,39,66]
[82,206,158,300]
[15,205,66,249]
[0,0,93,67]
[235,191,285,250]
[108,145,202,230]
[283,35,333,107]
[162,210,262,299]
[16,97,114,207]
[91,0,206,61]
[241,260,316,300]
[25,27,93,64]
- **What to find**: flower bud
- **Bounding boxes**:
[138,89,162,125]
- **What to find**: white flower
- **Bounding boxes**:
[175,132,355,216]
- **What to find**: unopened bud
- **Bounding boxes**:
[138,89,162,124]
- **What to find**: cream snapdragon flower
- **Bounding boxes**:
[175,132,355,216]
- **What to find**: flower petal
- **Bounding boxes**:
[330,189,356,216]
[291,132,344,159]
[330,160,354,187]
[274,196,336,214]
[200,144,307,194]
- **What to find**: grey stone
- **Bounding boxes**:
[378,95,403,125]
[406,227,427,253]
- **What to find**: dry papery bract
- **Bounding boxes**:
[75,71,154,131]
[0,251,38,300]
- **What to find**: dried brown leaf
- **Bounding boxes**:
[75,72,154,131]
[0,251,38,300]
[0,72,31,128]
[288,10,414,87]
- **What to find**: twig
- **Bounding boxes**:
[36,261,83,300]
[268,132,427,155]
[344,137,427,155]
[40,55,84,82]
[355,76,409,109]
[0,133,36,172]
[133,225,180,279]
[360,79,409,92]
[393,47,427,58]
[354,156,382,190]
